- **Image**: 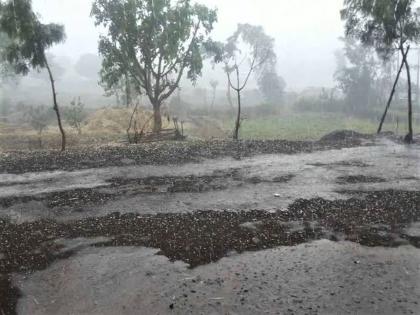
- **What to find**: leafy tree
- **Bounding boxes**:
[0,32,17,83]
[75,53,102,80]
[258,71,286,105]
[102,74,138,108]
[341,0,420,142]
[0,0,67,150]
[334,37,382,113]
[222,24,276,140]
[75,53,135,108]
[91,0,218,132]
[64,97,87,135]
[28,53,66,83]
[0,33,19,118]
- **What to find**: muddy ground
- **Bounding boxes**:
[0,137,367,174]
[1,134,420,314]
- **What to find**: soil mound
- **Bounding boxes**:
[320,130,368,142]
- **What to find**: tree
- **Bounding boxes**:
[91,0,218,132]
[75,53,137,108]
[75,53,102,80]
[341,0,420,143]
[0,33,20,118]
[101,74,138,108]
[0,33,18,83]
[0,0,67,150]
[65,97,87,135]
[334,37,383,113]
[209,79,218,109]
[222,24,276,140]
[28,53,66,83]
[258,71,286,105]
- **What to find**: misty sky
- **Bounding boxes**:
[32,0,345,91]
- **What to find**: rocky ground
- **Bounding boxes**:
[1,133,420,314]
[0,137,367,174]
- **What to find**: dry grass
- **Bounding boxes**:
[0,107,174,151]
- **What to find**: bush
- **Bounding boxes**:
[64,97,88,135]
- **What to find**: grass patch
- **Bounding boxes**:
[221,112,419,140]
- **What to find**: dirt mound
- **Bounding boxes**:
[84,108,156,134]
[320,130,369,142]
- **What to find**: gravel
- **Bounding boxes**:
[0,138,365,174]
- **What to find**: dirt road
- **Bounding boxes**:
[1,136,420,314]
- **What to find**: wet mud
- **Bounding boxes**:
[0,168,296,211]
[1,190,420,314]
[1,136,420,314]
[336,175,387,184]
[0,138,366,174]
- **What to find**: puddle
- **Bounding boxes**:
[13,241,420,315]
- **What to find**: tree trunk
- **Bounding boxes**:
[227,81,234,110]
[378,46,409,134]
[45,57,66,151]
[404,58,414,143]
[125,74,132,108]
[153,104,162,133]
[233,66,242,141]
[233,89,241,140]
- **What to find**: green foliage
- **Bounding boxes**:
[218,23,278,139]
[258,71,286,105]
[341,0,420,57]
[0,0,67,150]
[334,37,385,112]
[64,97,87,135]
[222,112,418,141]
[0,0,65,74]
[220,23,284,104]
[223,24,276,72]
[91,0,218,113]
[0,32,17,82]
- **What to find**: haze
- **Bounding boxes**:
[32,0,345,91]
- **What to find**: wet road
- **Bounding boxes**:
[1,137,420,315]
[1,138,419,222]
[14,240,420,315]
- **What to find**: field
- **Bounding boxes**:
[223,112,416,140]
[1,106,419,151]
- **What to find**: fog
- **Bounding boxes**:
[32,0,344,91]
[1,0,419,149]
[2,2,420,314]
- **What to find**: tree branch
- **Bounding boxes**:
[157,22,201,104]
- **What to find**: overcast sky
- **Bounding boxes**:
[32,0,345,91]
